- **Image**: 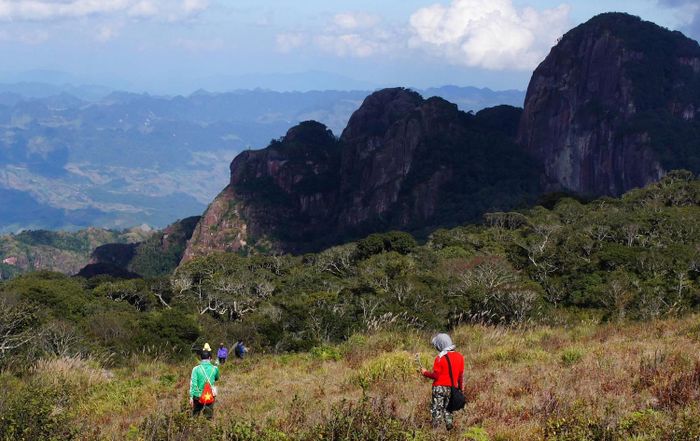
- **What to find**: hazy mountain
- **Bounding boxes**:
[0,82,113,101]
[196,70,379,92]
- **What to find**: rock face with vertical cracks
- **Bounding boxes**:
[518,12,700,196]
[183,88,541,258]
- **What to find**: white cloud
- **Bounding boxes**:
[182,0,207,15]
[332,12,380,30]
[0,0,208,22]
[275,4,569,67]
[657,0,700,39]
[277,12,400,58]
[0,0,130,21]
[96,23,120,42]
[320,12,397,57]
[314,33,381,58]
[276,32,305,53]
[409,0,571,70]
[127,0,157,18]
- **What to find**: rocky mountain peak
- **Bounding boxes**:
[183,87,541,258]
[282,120,336,146]
[518,12,700,196]
[340,88,423,142]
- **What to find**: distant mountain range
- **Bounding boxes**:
[0,84,525,233]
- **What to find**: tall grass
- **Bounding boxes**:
[3,316,700,440]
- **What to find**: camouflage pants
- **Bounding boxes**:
[431,386,454,429]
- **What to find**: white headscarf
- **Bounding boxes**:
[431,333,456,358]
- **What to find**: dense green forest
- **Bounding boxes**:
[1,171,697,366]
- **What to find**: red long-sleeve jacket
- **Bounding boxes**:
[422,351,464,389]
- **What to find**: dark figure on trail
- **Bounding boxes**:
[189,350,220,419]
[234,340,247,359]
[420,333,464,430]
[217,343,228,364]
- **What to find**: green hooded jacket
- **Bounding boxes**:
[190,360,220,398]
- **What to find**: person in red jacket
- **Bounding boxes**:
[420,333,464,430]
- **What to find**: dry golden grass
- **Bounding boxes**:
[23,315,700,440]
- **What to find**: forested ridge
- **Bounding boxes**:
[2,171,697,361]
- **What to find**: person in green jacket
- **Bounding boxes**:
[189,350,220,418]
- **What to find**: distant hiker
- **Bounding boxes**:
[217,343,228,364]
[420,333,465,430]
[234,340,247,359]
[189,350,220,419]
[192,342,212,359]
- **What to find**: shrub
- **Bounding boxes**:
[139,410,289,441]
[0,380,77,440]
[135,309,200,355]
[353,351,416,391]
[652,362,700,410]
[312,398,427,441]
[356,231,417,259]
[544,413,613,441]
[310,345,342,362]
[560,348,584,366]
[464,426,491,441]
[616,409,665,440]
[668,405,700,440]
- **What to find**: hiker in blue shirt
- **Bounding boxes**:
[234,340,248,359]
[217,343,228,364]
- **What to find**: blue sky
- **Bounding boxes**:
[0,0,697,93]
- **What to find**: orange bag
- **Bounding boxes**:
[198,366,216,405]
[199,381,215,405]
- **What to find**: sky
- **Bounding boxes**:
[0,0,698,93]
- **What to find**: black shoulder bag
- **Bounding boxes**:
[445,353,466,412]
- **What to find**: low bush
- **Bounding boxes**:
[560,348,584,366]
[312,398,428,441]
[0,380,77,440]
[353,351,416,391]
[310,345,343,362]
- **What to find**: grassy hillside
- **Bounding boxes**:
[2,317,700,440]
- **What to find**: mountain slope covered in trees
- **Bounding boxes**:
[1,172,696,357]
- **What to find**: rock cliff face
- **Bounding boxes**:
[518,13,700,196]
[183,88,542,258]
[182,121,342,259]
